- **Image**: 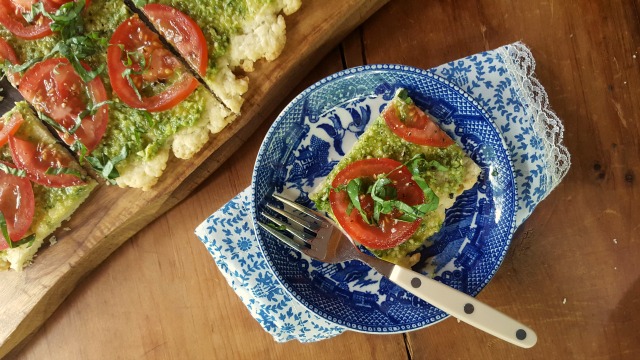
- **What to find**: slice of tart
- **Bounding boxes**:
[0,102,97,271]
[136,0,302,113]
[83,0,235,189]
[310,89,481,268]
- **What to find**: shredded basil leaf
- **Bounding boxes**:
[71,140,88,165]
[71,98,111,134]
[346,178,371,225]
[37,111,67,134]
[122,69,143,101]
[396,88,413,105]
[121,50,152,101]
[0,212,10,247]
[45,167,84,179]
[0,163,26,178]
[86,147,128,183]
[406,155,449,176]
[3,58,41,74]
[0,212,36,249]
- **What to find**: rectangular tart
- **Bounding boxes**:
[310,89,481,267]
[0,102,97,271]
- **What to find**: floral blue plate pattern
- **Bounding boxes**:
[250,65,517,333]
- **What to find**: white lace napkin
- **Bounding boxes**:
[195,41,570,342]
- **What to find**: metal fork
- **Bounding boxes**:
[258,194,537,348]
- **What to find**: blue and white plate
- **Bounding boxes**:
[249,64,517,333]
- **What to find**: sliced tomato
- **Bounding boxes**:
[383,99,454,147]
[329,158,425,250]
[19,57,109,153]
[107,14,198,112]
[9,136,85,187]
[0,0,89,40]
[0,37,21,85]
[143,4,208,76]
[0,112,24,147]
[0,0,53,40]
[0,161,35,250]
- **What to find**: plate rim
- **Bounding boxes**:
[249,63,518,333]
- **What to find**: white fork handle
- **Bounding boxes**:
[388,266,537,348]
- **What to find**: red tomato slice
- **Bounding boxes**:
[0,112,24,147]
[107,14,199,112]
[0,0,53,40]
[0,37,21,85]
[383,99,455,147]
[143,4,208,76]
[19,58,109,153]
[0,161,35,250]
[329,158,425,250]
[9,136,86,187]
[0,0,89,40]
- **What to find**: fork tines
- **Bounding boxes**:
[258,195,322,252]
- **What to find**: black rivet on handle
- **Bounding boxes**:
[516,329,527,340]
[464,303,474,314]
[411,277,421,288]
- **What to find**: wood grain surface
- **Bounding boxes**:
[0,0,390,357]
[5,0,640,359]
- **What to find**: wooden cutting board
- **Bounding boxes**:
[0,0,389,356]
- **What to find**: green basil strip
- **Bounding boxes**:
[0,212,36,249]
[0,212,10,246]
[5,58,41,74]
[86,147,128,183]
[411,175,439,212]
[71,140,88,164]
[122,69,143,101]
[45,167,83,179]
[369,173,439,224]
[11,234,36,248]
[0,163,26,178]
[71,109,90,134]
[406,154,448,176]
[346,178,371,225]
[142,111,154,127]
[370,177,393,224]
[37,111,67,134]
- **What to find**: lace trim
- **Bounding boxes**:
[498,42,571,191]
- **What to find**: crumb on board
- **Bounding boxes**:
[457,318,461,323]
[613,238,618,244]
[563,298,567,304]
[63,227,71,231]
[49,236,57,246]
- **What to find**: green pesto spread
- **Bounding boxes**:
[310,93,470,266]
[84,0,131,37]
[0,102,96,239]
[0,29,58,64]
[92,86,206,162]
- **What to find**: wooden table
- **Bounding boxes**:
[7,0,640,358]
